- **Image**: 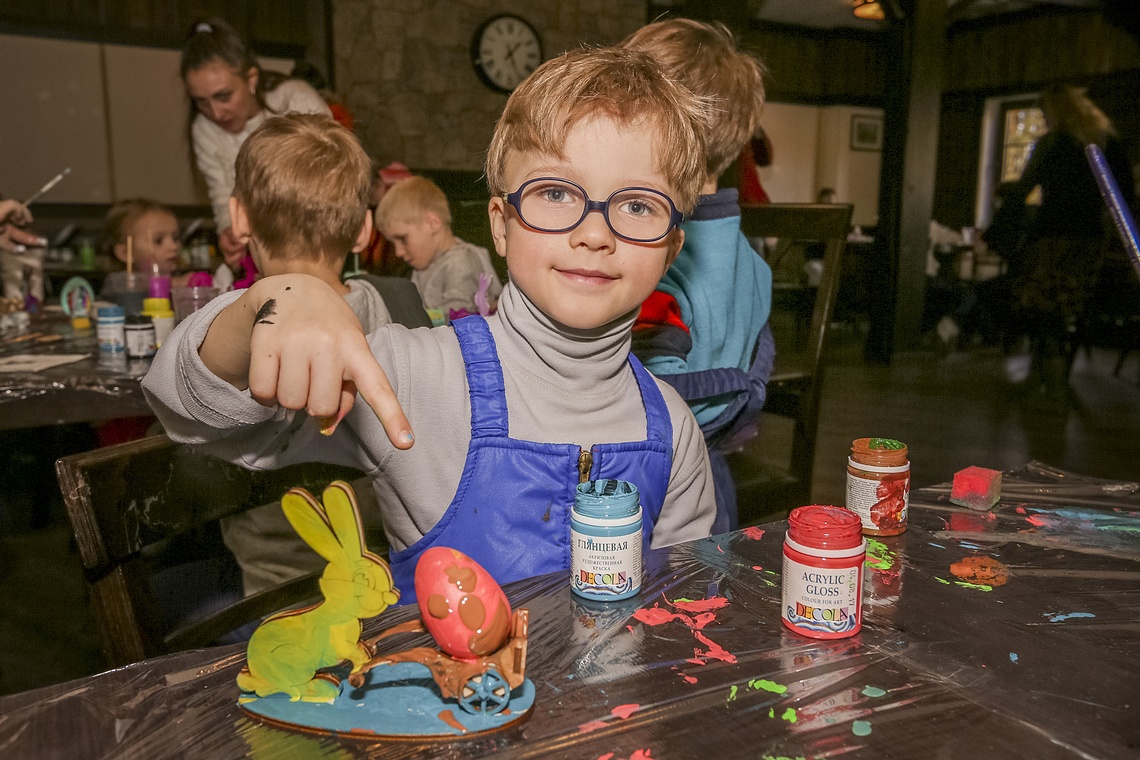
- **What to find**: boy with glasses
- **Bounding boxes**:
[142,47,716,602]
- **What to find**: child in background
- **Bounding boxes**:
[142,47,716,602]
[622,19,775,533]
[375,176,502,323]
[218,112,395,595]
[104,199,185,287]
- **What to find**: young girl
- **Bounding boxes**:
[105,199,184,281]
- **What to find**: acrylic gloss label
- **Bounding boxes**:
[781,554,862,636]
[571,529,641,599]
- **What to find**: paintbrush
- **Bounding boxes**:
[23,168,72,207]
[1086,144,1140,280]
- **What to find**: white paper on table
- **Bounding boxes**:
[0,354,90,372]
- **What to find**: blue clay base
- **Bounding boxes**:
[239,662,535,738]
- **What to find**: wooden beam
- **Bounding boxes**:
[869,0,946,361]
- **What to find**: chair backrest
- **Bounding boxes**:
[733,203,853,521]
[56,434,369,667]
[348,274,434,328]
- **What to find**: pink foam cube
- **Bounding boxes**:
[950,466,1002,511]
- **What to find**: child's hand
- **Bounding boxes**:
[201,273,414,449]
[218,226,249,268]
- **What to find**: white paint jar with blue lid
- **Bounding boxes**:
[96,305,125,353]
[571,479,642,601]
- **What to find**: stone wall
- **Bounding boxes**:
[333,0,646,171]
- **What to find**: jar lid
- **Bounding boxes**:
[787,505,863,549]
[575,479,640,517]
[125,314,153,325]
[97,305,124,318]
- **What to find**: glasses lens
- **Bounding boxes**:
[518,180,586,231]
[608,189,674,241]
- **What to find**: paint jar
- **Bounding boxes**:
[846,438,910,536]
[141,297,175,348]
[782,505,865,639]
[571,479,642,602]
[124,315,156,358]
[95,305,125,353]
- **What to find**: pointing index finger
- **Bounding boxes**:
[346,348,414,449]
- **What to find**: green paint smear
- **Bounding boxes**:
[862,685,887,698]
[728,684,738,702]
[673,597,694,603]
[749,678,788,694]
[935,576,951,584]
[865,537,894,570]
[868,438,905,450]
[1098,525,1140,534]
[852,720,873,736]
[768,707,775,718]
[781,707,798,724]
[762,756,807,760]
[954,581,993,591]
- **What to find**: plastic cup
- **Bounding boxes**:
[104,272,150,315]
[172,286,220,323]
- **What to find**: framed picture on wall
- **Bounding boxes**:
[850,115,883,151]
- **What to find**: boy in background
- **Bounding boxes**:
[375,176,502,323]
[622,20,774,532]
[143,47,716,602]
[219,112,393,595]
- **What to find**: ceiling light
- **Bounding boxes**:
[853,0,885,20]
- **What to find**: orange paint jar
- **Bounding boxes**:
[845,438,910,536]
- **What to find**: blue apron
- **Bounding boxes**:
[389,316,672,604]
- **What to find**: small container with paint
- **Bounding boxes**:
[571,479,643,602]
[95,305,126,353]
[846,437,910,536]
[782,505,865,639]
[124,314,156,359]
[141,297,175,348]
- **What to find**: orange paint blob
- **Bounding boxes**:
[949,556,1009,586]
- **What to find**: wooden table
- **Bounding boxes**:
[1,463,1137,758]
[0,307,152,431]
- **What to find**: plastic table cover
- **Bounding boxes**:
[0,309,152,430]
[0,461,1137,759]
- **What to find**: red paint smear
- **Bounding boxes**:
[632,606,688,627]
[1025,514,1052,527]
[597,754,615,760]
[671,596,729,613]
[717,544,724,553]
[691,612,718,630]
[611,703,640,720]
[681,674,698,684]
[626,625,634,634]
[752,565,763,571]
[742,526,765,540]
[1015,506,1027,514]
[694,630,737,663]
[630,750,654,760]
[685,657,704,665]
[579,720,608,734]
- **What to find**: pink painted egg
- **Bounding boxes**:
[414,547,512,660]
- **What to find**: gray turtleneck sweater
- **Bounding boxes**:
[142,282,716,554]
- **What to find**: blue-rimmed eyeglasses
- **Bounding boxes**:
[502,177,684,243]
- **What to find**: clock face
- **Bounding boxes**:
[472,15,542,93]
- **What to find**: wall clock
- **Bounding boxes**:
[471,14,543,93]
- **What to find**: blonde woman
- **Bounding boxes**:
[1009,85,1135,410]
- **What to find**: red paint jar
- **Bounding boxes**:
[846,437,910,536]
[781,505,865,639]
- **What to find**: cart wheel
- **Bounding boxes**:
[458,668,509,715]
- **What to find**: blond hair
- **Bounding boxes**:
[234,113,371,262]
[375,176,452,231]
[105,198,175,246]
[485,47,708,214]
[1040,84,1116,148]
[620,19,765,180]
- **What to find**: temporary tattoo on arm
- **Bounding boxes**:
[255,298,277,325]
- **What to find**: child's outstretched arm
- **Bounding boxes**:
[199,273,414,448]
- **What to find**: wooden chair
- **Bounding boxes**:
[56,434,375,667]
[728,203,853,525]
